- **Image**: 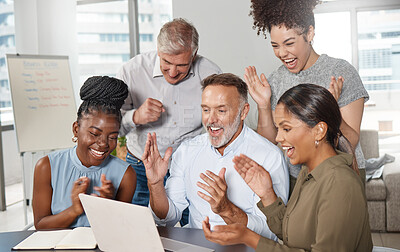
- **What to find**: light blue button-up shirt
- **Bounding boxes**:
[151,124,289,240]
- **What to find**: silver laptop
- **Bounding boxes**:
[79,193,214,252]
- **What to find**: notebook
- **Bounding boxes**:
[12,227,96,250]
[79,194,214,252]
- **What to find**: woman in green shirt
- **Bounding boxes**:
[202,84,372,251]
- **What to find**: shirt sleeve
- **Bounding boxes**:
[258,198,286,240]
[256,198,309,252]
[333,59,369,108]
[246,195,277,240]
[116,65,137,136]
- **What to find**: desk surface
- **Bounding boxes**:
[1,227,254,252]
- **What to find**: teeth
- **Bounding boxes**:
[91,149,105,155]
[282,146,292,150]
[210,127,221,131]
[284,59,295,63]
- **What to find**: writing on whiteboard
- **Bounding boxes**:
[20,60,72,110]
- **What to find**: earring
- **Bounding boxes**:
[310,40,314,46]
[72,136,78,143]
[315,140,319,147]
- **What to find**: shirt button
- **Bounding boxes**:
[174,122,176,125]
[278,201,282,205]
[174,101,177,104]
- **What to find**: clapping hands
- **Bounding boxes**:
[142,132,172,186]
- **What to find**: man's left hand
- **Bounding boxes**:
[197,168,232,215]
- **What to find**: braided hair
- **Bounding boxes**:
[77,76,128,124]
[277,84,359,174]
[249,0,320,38]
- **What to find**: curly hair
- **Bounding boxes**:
[77,76,128,123]
[249,0,320,38]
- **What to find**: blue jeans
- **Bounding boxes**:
[126,152,189,226]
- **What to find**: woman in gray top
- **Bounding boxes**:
[244,0,369,192]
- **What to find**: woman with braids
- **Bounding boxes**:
[203,84,372,251]
[245,0,369,192]
[32,76,136,230]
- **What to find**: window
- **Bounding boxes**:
[314,12,352,64]
[314,2,400,152]
[358,9,400,91]
[76,0,172,83]
[139,13,153,23]
[77,1,130,84]
[139,33,153,42]
[137,0,172,53]
[0,0,15,124]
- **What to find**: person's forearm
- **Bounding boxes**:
[256,106,277,144]
[260,188,278,208]
[218,202,248,225]
[35,207,80,230]
[340,119,359,148]
[148,181,169,219]
[243,229,261,249]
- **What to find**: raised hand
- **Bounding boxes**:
[133,98,165,125]
[233,154,276,205]
[197,168,231,215]
[328,76,344,102]
[142,132,172,186]
[93,174,115,199]
[71,176,90,215]
[244,66,272,109]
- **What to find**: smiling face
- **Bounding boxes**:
[270,25,318,74]
[158,49,195,85]
[201,85,248,154]
[73,111,120,167]
[274,103,316,166]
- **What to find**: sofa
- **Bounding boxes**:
[360,130,400,232]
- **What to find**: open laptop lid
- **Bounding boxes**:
[79,193,164,252]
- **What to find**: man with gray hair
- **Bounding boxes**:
[142,73,289,239]
[117,18,222,211]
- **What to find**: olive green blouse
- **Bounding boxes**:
[256,151,372,252]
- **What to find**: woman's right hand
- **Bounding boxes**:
[70,176,90,215]
[233,154,277,206]
[244,66,272,109]
[202,216,260,249]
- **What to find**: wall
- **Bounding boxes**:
[7,0,79,205]
[2,130,22,186]
[14,0,80,107]
[172,0,282,128]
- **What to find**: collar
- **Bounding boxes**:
[307,150,353,182]
[152,54,196,79]
[209,124,247,157]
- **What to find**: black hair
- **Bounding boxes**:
[77,76,128,124]
[277,84,358,173]
[249,0,320,37]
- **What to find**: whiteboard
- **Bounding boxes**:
[6,54,77,153]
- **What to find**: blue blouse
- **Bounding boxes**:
[49,146,129,227]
